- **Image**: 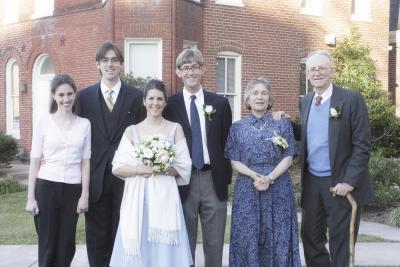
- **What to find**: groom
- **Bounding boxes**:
[77,41,144,266]
[165,48,232,267]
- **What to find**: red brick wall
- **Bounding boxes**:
[0,0,108,151]
[0,0,391,152]
[202,0,389,118]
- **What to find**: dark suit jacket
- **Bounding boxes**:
[299,85,374,207]
[77,81,144,202]
[165,90,232,202]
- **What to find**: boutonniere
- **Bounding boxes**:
[202,104,216,120]
[329,107,341,119]
[271,131,289,150]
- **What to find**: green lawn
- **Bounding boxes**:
[0,191,396,245]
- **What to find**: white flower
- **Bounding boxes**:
[329,106,341,119]
[202,104,216,120]
[270,131,289,150]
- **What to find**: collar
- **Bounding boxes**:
[183,87,204,103]
[249,111,270,125]
[313,83,333,105]
[100,80,121,96]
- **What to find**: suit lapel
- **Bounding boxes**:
[301,92,314,140]
[91,84,108,138]
[329,86,344,169]
[204,91,212,137]
[112,84,132,141]
[175,92,191,134]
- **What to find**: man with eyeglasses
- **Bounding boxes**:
[165,48,232,267]
[77,40,144,267]
[298,50,373,267]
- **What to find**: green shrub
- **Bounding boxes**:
[367,150,400,209]
[332,26,400,157]
[0,132,18,165]
[387,207,400,228]
[0,179,25,195]
[121,73,152,91]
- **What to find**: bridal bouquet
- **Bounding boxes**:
[134,135,176,172]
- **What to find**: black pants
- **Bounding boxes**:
[34,178,81,267]
[301,171,361,267]
[85,172,124,267]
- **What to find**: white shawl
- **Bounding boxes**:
[112,134,191,264]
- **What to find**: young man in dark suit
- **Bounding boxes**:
[299,50,374,267]
[165,48,232,267]
[77,41,144,267]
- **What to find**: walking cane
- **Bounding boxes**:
[329,188,357,267]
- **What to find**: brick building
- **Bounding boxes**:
[0,0,391,152]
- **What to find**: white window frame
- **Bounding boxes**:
[2,0,20,24]
[216,52,242,122]
[300,60,312,97]
[351,0,371,22]
[6,59,21,139]
[31,0,54,19]
[216,0,244,8]
[124,38,162,80]
[300,0,322,16]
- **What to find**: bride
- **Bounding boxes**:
[110,79,193,267]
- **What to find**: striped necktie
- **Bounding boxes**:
[105,89,114,111]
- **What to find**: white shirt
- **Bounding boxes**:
[30,115,91,184]
[313,83,333,105]
[182,87,211,165]
[101,80,121,104]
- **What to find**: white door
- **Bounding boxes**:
[32,54,55,130]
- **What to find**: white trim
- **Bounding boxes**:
[6,59,20,139]
[216,51,242,122]
[216,0,244,8]
[351,0,371,22]
[31,0,54,19]
[300,0,322,16]
[2,0,20,24]
[124,38,162,79]
[32,54,55,131]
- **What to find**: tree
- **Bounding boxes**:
[332,26,400,157]
[120,73,152,91]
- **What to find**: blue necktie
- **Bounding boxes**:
[190,95,204,169]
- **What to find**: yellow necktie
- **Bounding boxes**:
[106,90,114,111]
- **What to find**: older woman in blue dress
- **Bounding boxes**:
[225,76,301,267]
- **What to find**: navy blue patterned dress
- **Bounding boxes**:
[225,112,301,267]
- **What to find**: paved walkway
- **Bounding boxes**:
[2,164,400,266]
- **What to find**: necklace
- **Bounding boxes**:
[252,120,268,132]
[145,117,164,134]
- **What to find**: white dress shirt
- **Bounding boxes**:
[30,115,91,184]
[313,83,333,105]
[101,80,121,104]
[182,87,210,165]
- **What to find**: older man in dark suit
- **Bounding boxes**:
[77,41,144,267]
[299,50,374,267]
[165,48,232,267]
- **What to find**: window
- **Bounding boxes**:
[300,0,322,16]
[31,0,54,19]
[6,59,20,139]
[300,61,312,96]
[351,0,371,21]
[216,0,244,8]
[124,39,162,80]
[2,0,20,24]
[216,52,241,121]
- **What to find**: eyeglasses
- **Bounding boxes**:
[180,64,202,73]
[100,57,121,64]
[308,66,330,74]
